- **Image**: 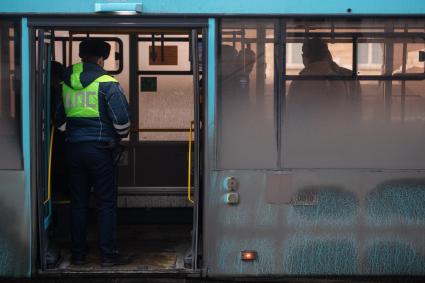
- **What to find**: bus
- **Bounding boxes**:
[1,0,425,280]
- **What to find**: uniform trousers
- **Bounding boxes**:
[66,141,117,260]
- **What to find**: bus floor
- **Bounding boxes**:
[50,208,193,271]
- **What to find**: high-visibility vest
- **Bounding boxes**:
[62,62,117,118]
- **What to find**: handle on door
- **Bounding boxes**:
[44,126,55,205]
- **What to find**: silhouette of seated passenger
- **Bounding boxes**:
[287,37,361,126]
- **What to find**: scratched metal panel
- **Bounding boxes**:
[204,170,425,276]
[0,171,30,277]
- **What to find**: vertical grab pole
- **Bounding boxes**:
[44,42,52,229]
[383,24,394,121]
[68,31,73,66]
[190,28,200,270]
[401,25,408,122]
[276,19,285,168]
[44,127,54,205]
[51,29,55,60]
[36,28,47,270]
[188,121,194,203]
[129,34,139,186]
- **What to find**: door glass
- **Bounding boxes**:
[138,75,194,141]
[138,34,194,141]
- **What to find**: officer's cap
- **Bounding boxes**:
[79,39,111,60]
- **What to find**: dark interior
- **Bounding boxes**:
[51,207,193,271]
[39,27,202,273]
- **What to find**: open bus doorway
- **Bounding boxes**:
[33,25,203,273]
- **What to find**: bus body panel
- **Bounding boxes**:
[0,171,31,276]
[1,0,425,278]
[205,170,425,276]
[0,0,425,15]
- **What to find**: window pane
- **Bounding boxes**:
[393,42,425,74]
[357,41,385,75]
[65,33,123,73]
[286,37,353,75]
[218,19,277,169]
[358,39,425,75]
[286,43,303,75]
[358,44,369,64]
[139,75,193,141]
[288,43,303,65]
[0,21,22,169]
[138,36,190,72]
[284,19,425,169]
[137,34,194,141]
[371,43,383,64]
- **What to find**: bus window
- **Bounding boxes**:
[0,20,22,169]
[218,19,277,169]
[286,39,353,75]
[283,19,425,169]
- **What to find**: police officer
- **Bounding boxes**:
[56,39,131,267]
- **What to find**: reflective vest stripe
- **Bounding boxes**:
[95,75,118,83]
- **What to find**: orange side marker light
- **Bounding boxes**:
[241,250,257,261]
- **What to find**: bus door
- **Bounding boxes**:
[34,28,54,270]
[118,28,202,269]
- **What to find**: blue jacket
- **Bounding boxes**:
[55,62,130,143]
